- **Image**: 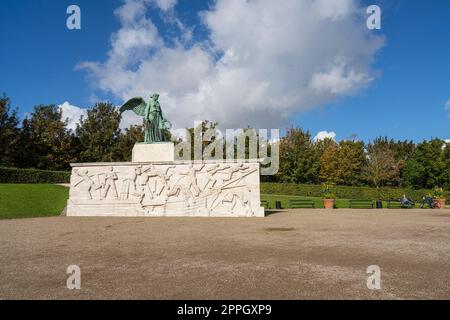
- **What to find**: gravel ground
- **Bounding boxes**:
[1,209,450,300]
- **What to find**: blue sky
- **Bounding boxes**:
[1,0,449,142]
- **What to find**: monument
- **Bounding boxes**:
[66,93,265,217]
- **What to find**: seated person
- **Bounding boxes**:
[400,194,414,207]
[421,196,435,208]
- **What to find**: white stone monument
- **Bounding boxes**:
[66,143,265,217]
[132,142,174,163]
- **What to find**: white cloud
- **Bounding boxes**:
[153,0,177,11]
[58,101,141,131]
[78,0,384,130]
[59,102,87,131]
[314,130,337,142]
[119,110,143,130]
[309,61,371,95]
[445,100,450,108]
[442,139,450,150]
[445,100,450,117]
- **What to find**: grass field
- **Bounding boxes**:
[0,184,69,219]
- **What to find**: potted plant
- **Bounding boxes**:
[431,186,446,209]
[321,182,336,209]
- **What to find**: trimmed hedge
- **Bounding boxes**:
[261,183,450,202]
[0,167,70,184]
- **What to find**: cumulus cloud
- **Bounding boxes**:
[119,110,143,130]
[59,102,87,131]
[59,101,140,131]
[314,130,337,142]
[78,0,384,129]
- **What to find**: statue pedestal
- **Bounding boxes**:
[66,160,265,218]
[132,142,174,163]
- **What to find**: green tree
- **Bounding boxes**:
[16,105,76,170]
[0,95,20,166]
[278,128,320,184]
[402,139,447,188]
[114,124,145,161]
[76,102,122,162]
[442,142,450,189]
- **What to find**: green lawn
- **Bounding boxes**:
[0,184,69,219]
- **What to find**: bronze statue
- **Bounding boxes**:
[119,93,171,143]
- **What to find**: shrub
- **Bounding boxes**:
[321,182,336,199]
[430,186,445,199]
[261,183,449,202]
[0,167,70,184]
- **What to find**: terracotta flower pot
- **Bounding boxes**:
[433,199,446,209]
[323,199,335,209]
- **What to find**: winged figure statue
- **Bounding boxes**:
[119,93,171,143]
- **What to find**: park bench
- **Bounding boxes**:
[349,200,374,209]
[387,199,414,209]
[289,199,315,209]
[261,200,270,209]
[387,199,402,209]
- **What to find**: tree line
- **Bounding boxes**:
[1,94,449,189]
[274,128,450,189]
[0,95,144,170]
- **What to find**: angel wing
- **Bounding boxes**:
[119,97,147,116]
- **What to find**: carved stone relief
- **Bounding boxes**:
[67,161,264,217]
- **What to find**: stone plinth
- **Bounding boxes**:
[66,160,265,218]
[132,142,174,163]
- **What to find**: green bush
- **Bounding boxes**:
[0,167,70,184]
[261,183,450,202]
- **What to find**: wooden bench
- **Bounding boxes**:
[260,200,270,209]
[387,199,402,209]
[388,199,415,209]
[349,200,374,209]
[289,199,315,209]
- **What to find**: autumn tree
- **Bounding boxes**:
[320,140,365,185]
[364,139,400,188]
[319,141,340,184]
